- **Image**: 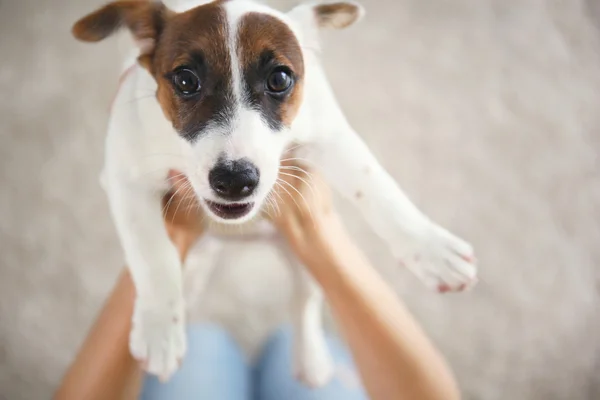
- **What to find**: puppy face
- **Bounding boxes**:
[73,0,363,223]
[153,2,305,223]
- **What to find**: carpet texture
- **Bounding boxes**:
[1,0,599,399]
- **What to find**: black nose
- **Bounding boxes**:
[208,159,260,201]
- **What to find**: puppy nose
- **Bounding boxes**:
[208,159,260,201]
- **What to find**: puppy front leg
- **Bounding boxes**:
[275,243,334,387]
[106,178,186,380]
[304,127,477,292]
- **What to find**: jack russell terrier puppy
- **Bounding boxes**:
[72,0,477,386]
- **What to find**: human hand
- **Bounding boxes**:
[269,161,349,269]
[162,170,204,259]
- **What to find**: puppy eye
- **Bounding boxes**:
[172,69,201,96]
[266,68,293,94]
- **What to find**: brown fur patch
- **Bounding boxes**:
[237,12,304,128]
[150,1,234,139]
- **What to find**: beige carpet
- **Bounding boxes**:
[1,0,600,399]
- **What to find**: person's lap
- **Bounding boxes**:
[140,323,368,400]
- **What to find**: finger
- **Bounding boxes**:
[163,173,196,221]
[167,169,190,192]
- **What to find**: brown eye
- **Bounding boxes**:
[267,68,293,93]
[172,69,201,96]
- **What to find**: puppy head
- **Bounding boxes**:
[73,0,363,223]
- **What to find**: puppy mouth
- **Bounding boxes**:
[204,200,254,220]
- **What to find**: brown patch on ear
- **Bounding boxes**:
[355,190,363,199]
[72,3,122,41]
[72,1,169,55]
[314,2,364,29]
[137,53,153,70]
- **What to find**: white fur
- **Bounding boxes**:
[101,0,477,384]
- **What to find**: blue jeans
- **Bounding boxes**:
[140,324,368,400]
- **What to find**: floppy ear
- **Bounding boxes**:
[289,1,365,31]
[312,2,364,29]
[72,0,169,57]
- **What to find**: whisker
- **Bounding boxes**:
[270,194,280,217]
[275,178,307,216]
[277,177,315,224]
[283,143,305,154]
[266,193,280,217]
[278,171,317,203]
[262,198,274,220]
[164,172,187,183]
[195,201,205,228]
[279,157,316,166]
[274,180,302,214]
[279,165,321,203]
[183,184,198,220]
[269,192,281,216]
[170,181,192,224]
[279,165,314,179]
[162,176,189,217]
[269,186,285,213]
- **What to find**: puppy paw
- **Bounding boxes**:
[293,338,335,388]
[130,296,186,381]
[401,223,477,292]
